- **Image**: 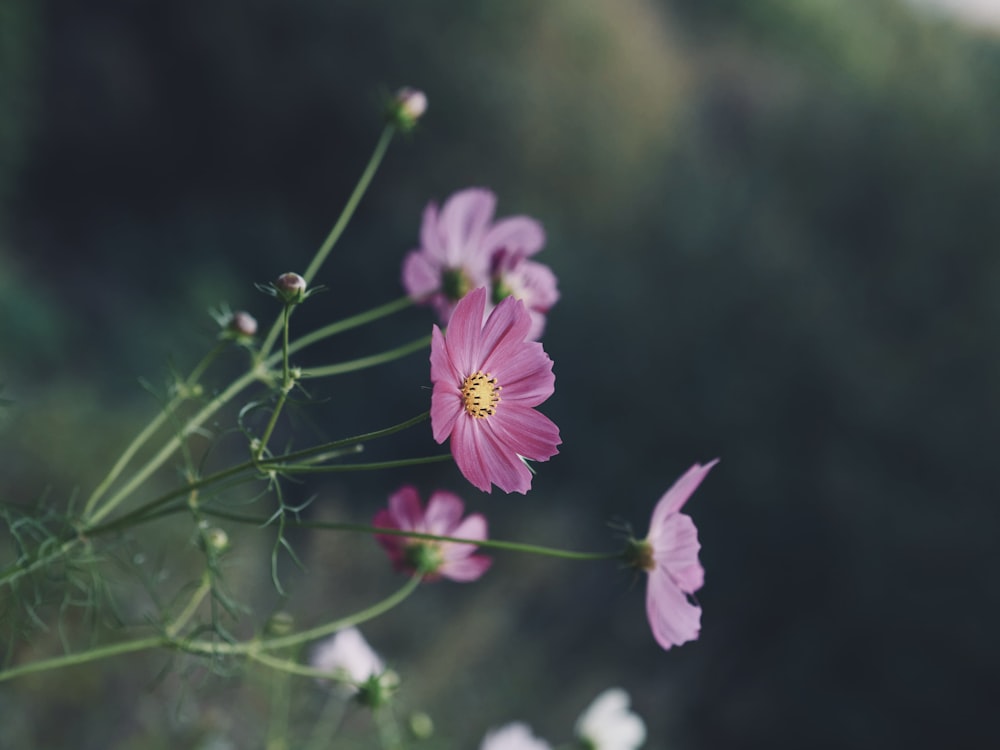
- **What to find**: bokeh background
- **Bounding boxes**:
[2,0,998,747]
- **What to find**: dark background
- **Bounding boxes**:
[1,0,998,747]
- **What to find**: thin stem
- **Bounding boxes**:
[200,509,622,563]
[256,304,294,463]
[165,574,212,639]
[85,298,417,528]
[185,574,422,655]
[84,367,264,526]
[83,412,431,534]
[0,576,421,684]
[271,455,451,475]
[266,653,293,750]
[286,296,414,358]
[258,124,396,360]
[301,334,431,379]
[82,343,227,516]
[0,636,163,683]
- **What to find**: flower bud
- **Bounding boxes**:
[387,87,427,131]
[228,311,258,337]
[201,527,230,554]
[408,712,434,740]
[265,611,295,636]
[275,272,307,304]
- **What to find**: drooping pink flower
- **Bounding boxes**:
[310,627,385,691]
[402,188,546,326]
[626,460,718,650]
[373,485,492,582]
[490,249,560,340]
[479,722,551,750]
[430,287,560,494]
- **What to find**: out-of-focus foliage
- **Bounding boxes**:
[1,0,997,747]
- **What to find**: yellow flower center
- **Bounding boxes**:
[461,371,501,418]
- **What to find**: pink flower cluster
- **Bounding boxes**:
[402,188,559,340]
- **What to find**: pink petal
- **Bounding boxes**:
[488,341,554,406]
[646,566,702,650]
[387,485,425,531]
[649,460,719,534]
[419,201,444,261]
[444,287,490,376]
[477,296,533,372]
[439,188,496,267]
[654,513,704,593]
[450,416,494,493]
[447,513,488,544]
[482,216,546,257]
[440,554,492,582]
[423,491,466,534]
[489,405,561,462]
[452,416,533,494]
[402,250,441,300]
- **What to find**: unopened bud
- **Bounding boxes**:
[276,272,307,303]
[408,712,434,740]
[201,527,230,554]
[265,611,295,636]
[387,87,427,131]
[228,311,258,337]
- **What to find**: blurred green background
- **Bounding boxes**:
[2,0,998,747]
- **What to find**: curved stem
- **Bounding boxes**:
[258,124,397,361]
[82,343,227,516]
[0,636,163,684]
[301,334,430,379]
[199,509,622,563]
[186,574,422,655]
[286,296,414,359]
[0,576,420,684]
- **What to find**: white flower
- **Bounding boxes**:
[574,688,646,750]
[480,722,552,750]
[310,627,384,690]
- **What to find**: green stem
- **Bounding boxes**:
[271,455,450,475]
[83,412,431,534]
[185,574,422,655]
[256,304,294,463]
[84,367,264,526]
[81,345,226,517]
[0,636,163,683]
[301,334,430,379]
[0,576,420,684]
[286,296,413,359]
[199,509,622,563]
[258,124,396,361]
[165,574,212,639]
[84,298,417,528]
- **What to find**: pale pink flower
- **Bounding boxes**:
[574,688,646,750]
[479,722,552,750]
[403,188,546,326]
[310,627,385,691]
[430,287,560,494]
[627,460,718,650]
[373,485,492,582]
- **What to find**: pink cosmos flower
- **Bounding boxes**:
[627,460,718,650]
[479,722,551,750]
[373,485,492,582]
[430,287,560,494]
[402,187,546,327]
